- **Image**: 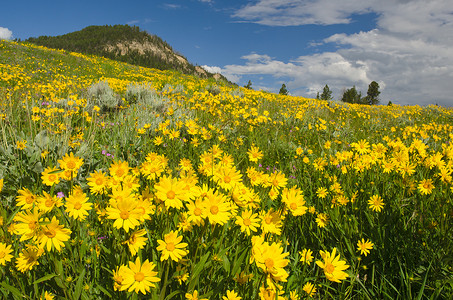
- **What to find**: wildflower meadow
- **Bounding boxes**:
[0,40,452,299]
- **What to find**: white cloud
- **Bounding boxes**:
[162,3,183,10]
[201,65,222,74]
[233,0,376,26]
[228,0,453,106]
[0,27,13,40]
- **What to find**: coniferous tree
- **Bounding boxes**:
[320,84,333,100]
[341,86,362,104]
[279,84,289,95]
[365,81,380,105]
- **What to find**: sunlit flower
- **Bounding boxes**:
[368,195,384,212]
[120,257,161,294]
[186,198,206,226]
[0,242,13,265]
[37,191,62,213]
[124,229,148,256]
[235,209,260,235]
[418,178,434,195]
[65,187,92,221]
[185,290,208,300]
[154,175,188,210]
[315,213,329,228]
[16,188,37,209]
[247,145,264,162]
[109,160,130,181]
[112,265,128,291]
[41,166,61,186]
[214,165,242,191]
[302,281,317,297]
[14,208,41,241]
[281,186,307,216]
[299,248,314,265]
[260,209,282,235]
[223,290,242,300]
[316,248,349,282]
[16,140,27,150]
[204,189,232,225]
[58,152,83,176]
[266,171,288,191]
[253,240,289,283]
[87,170,109,195]
[106,196,141,232]
[352,139,370,154]
[316,187,328,199]
[38,216,72,252]
[157,230,188,262]
[16,245,43,272]
[357,238,374,256]
[41,291,54,300]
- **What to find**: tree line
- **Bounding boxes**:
[316,81,381,105]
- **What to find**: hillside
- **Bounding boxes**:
[0,40,453,299]
[25,24,227,81]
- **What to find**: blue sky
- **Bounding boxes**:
[1,0,452,107]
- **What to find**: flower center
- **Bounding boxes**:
[290,202,298,210]
[28,221,37,230]
[166,242,175,251]
[74,202,82,210]
[44,228,57,238]
[265,258,274,269]
[134,272,145,282]
[115,169,125,177]
[265,216,272,224]
[95,178,104,185]
[45,199,54,207]
[67,161,76,169]
[120,211,130,220]
[325,263,335,274]
[243,218,251,226]
[194,207,202,216]
[26,196,35,204]
[223,176,231,183]
[272,179,279,187]
[210,206,219,215]
[49,175,57,182]
[167,190,176,199]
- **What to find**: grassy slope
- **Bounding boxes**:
[1,40,453,299]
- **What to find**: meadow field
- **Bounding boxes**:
[0,40,452,299]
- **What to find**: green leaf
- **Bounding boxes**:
[74,268,86,300]
[33,273,57,284]
[188,251,210,291]
[48,168,65,175]
[0,282,23,299]
[231,248,248,276]
[222,254,230,274]
[164,290,182,300]
[95,283,112,297]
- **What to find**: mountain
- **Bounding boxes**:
[25,24,226,81]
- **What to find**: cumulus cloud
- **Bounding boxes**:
[229,0,453,106]
[0,27,13,40]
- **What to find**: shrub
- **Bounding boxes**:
[86,80,122,112]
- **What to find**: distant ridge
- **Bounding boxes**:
[26,24,226,81]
